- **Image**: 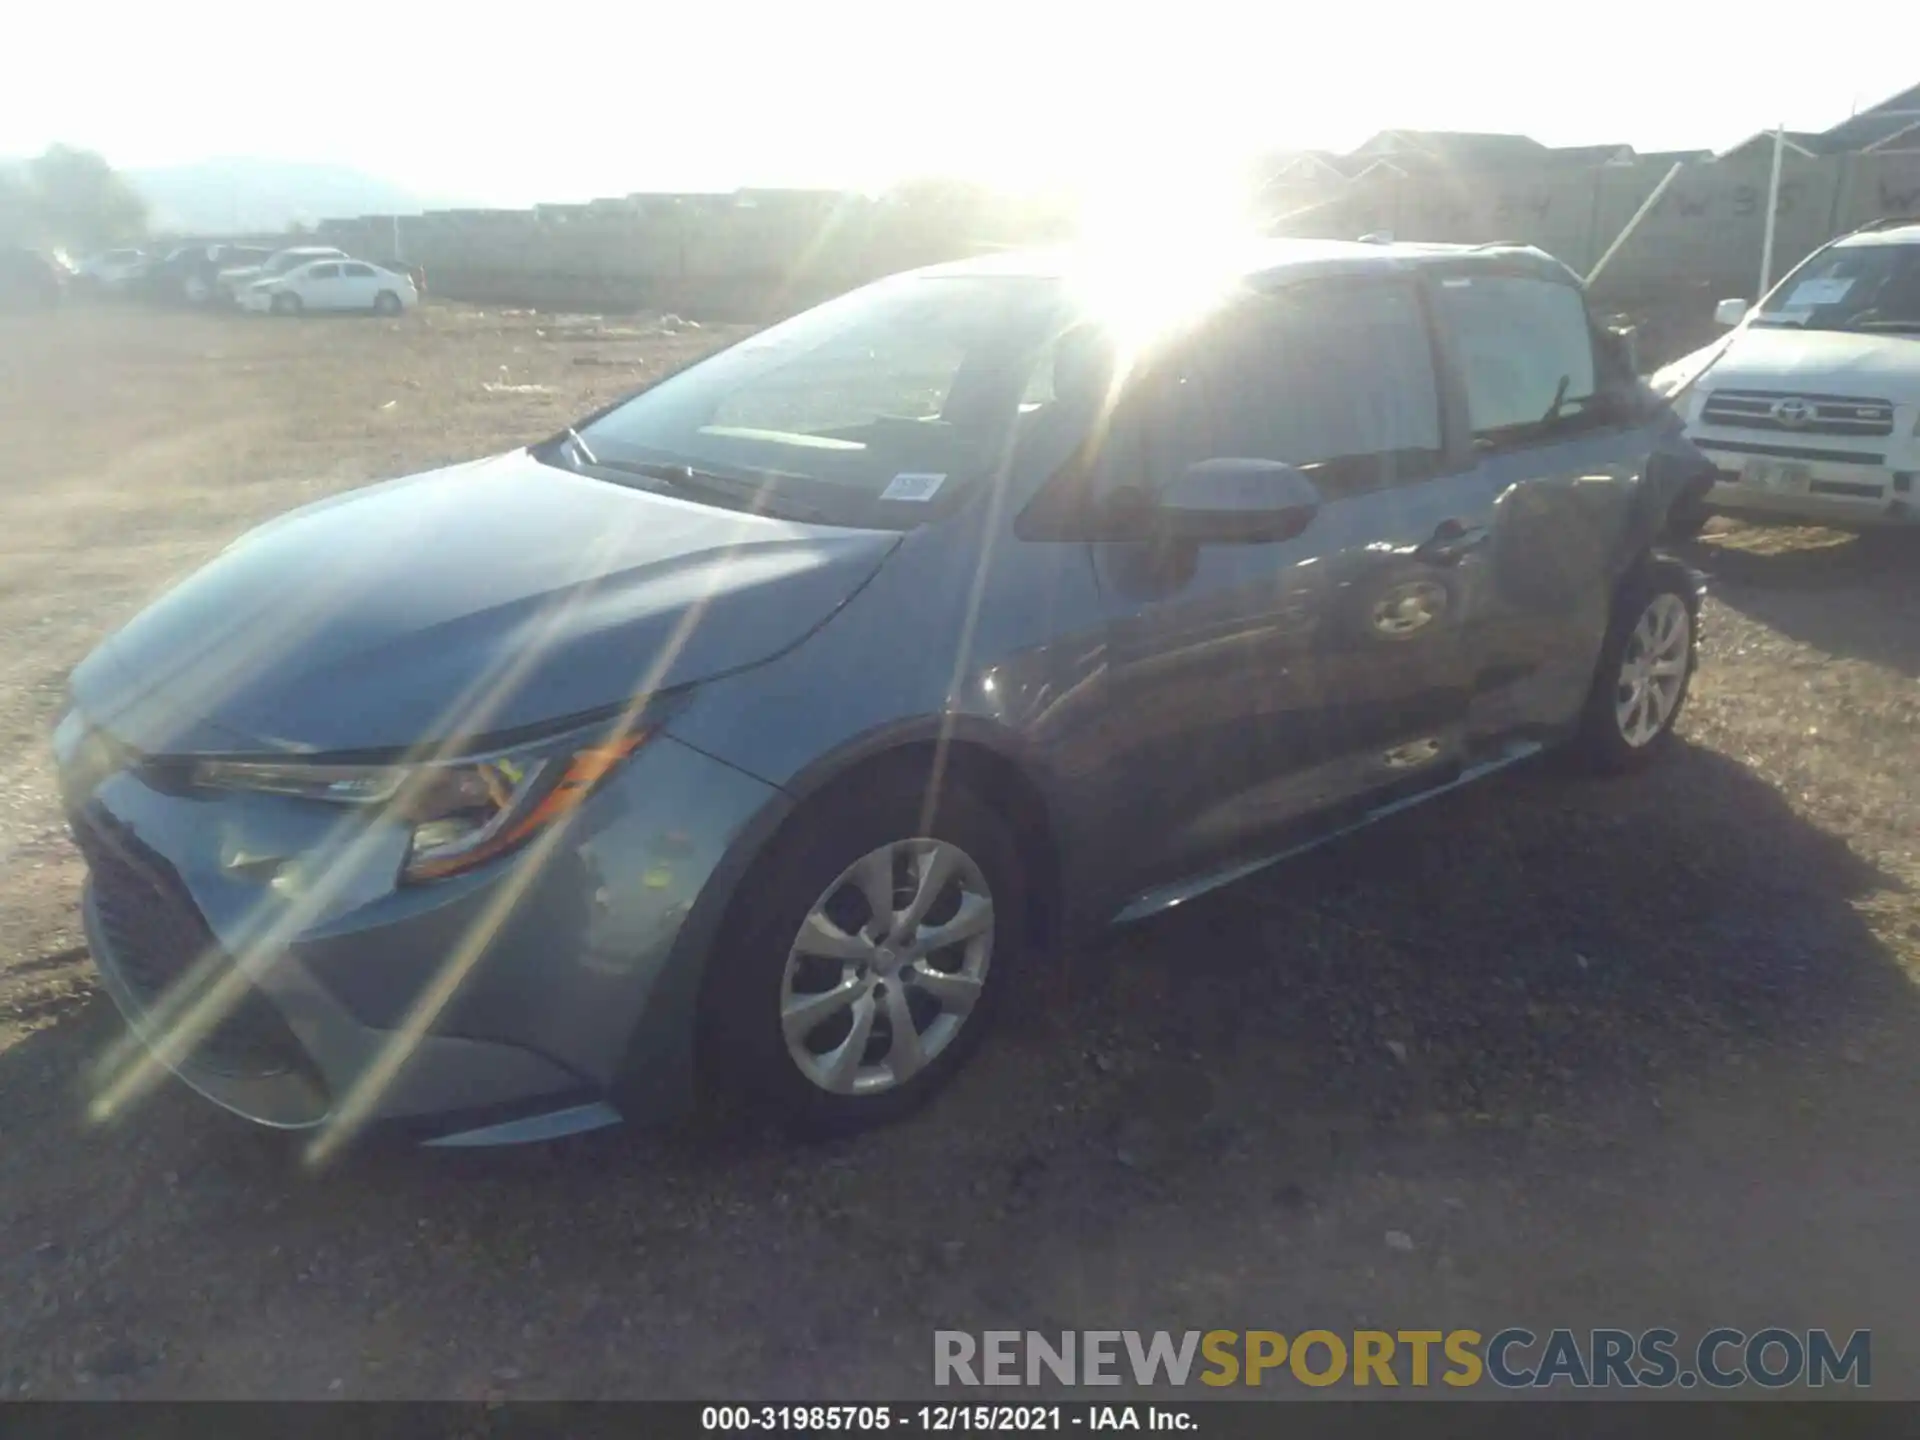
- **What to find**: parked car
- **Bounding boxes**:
[240,257,418,315]
[214,245,347,304]
[75,247,153,292]
[0,246,67,309]
[145,244,276,305]
[56,240,1710,1149]
[1657,216,1920,534]
[129,245,211,304]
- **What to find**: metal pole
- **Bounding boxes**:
[1758,124,1786,298]
[1584,161,1685,287]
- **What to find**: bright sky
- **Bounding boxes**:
[6,1,1916,206]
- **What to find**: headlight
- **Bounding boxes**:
[192,730,647,882]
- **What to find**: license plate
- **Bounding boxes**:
[1741,459,1812,493]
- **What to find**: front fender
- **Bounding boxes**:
[1622,415,1718,568]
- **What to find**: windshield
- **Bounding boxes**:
[564,273,1079,527]
[1752,240,1920,334]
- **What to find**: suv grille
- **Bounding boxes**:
[71,810,311,1081]
[1700,389,1894,438]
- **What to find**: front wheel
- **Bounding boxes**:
[372,290,402,316]
[1568,558,1699,772]
[1664,497,1713,541]
[700,775,1023,1135]
[270,291,301,316]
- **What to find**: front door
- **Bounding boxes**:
[1424,266,1650,747]
[1082,277,1496,898]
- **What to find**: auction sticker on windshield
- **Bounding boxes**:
[881,472,947,501]
[1785,277,1855,307]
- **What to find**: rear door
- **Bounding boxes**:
[299,261,347,309]
[1425,264,1650,747]
[338,262,382,308]
[1079,276,1499,894]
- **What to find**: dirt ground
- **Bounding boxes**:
[2,303,1917,1402]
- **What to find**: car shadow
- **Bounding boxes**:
[1677,524,1920,678]
[0,740,1914,1398]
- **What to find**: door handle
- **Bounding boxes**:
[1416,519,1490,565]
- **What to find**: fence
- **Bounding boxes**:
[312,150,1920,326]
[1262,148,1920,299]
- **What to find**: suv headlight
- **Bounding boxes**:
[192,729,648,882]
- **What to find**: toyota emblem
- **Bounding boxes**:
[1770,396,1815,427]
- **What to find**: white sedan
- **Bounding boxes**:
[77,248,153,290]
[241,259,419,316]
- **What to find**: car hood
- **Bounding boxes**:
[70,451,901,756]
[1700,325,1920,397]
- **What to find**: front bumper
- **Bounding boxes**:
[240,290,275,313]
[61,722,783,1146]
[1692,446,1920,528]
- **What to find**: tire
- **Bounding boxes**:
[1664,497,1712,541]
[270,291,301,316]
[372,290,402,316]
[699,772,1025,1135]
[1568,557,1700,773]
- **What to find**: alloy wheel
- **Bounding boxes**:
[1614,592,1690,747]
[779,838,994,1096]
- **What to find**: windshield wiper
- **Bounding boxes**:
[589,457,828,523]
[563,426,597,467]
[1539,373,1572,425]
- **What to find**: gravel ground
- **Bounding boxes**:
[1,303,1917,1401]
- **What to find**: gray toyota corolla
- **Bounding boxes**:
[57,240,1712,1151]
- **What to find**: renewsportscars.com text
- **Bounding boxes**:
[934,1328,1870,1390]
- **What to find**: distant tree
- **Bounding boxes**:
[22,145,148,252]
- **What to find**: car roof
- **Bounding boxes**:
[909,237,1576,288]
[1834,220,1920,248]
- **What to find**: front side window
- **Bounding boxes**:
[1113,281,1445,494]
[1433,274,1600,444]
[305,263,340,280]
[570,274,1073,526]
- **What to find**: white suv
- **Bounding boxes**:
[1657,218,1920,532]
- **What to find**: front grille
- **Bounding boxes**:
[71,810,311,1081]
[1701,389,1894,438]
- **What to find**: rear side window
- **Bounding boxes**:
[1434,274,1599,444]
[1131,281,1444,492]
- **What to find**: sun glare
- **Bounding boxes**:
[1064,157,1261,350]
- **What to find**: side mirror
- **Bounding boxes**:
[1154,458,1321,544]
[1598,323,1640,380]
[1713,297,1750,328]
